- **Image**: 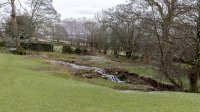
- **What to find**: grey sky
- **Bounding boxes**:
[53,0,127,19]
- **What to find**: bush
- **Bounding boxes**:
[74,47,82,54]
[0,41,6,47]
[0,42,16,48]
[62,46,88,55]
[10,48,26,55]
[82,49,88,55]
[62,46,73,54]
[21,43,54,52]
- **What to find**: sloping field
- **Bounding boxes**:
[0,53,199,112]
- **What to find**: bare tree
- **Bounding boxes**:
[2,0,59,50]
[140,0,195,89]
[101,3,142,58]
[52,24,69,42]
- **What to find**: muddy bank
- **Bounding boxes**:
[105,68,178,91]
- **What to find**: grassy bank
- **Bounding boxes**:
[46,52,168,82]
[0,53,200,112]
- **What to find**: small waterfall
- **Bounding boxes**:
[105,75,122,83]
[55,61,123,83]
[94,68,123,83]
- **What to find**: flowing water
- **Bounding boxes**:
[55,61,123,83]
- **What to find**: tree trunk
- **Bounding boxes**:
[11,0,21,50]
[159,40,182,89]
[103,49,107,55]
[113,50,118,58]
[189,70,198,93]
[143,54,149,64]
[143,48,149,64]
[189,3,200,93]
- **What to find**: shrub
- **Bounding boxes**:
[82,49,88,55]
[10,48,26,55]
[62,46,73,54]
[0,41,6,47]
[74,47,82,54]
[21,43,54,52]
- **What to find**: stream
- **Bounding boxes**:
[53,60,177,91]
[55,61,124,83]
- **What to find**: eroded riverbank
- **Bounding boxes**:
[53,59,178,91]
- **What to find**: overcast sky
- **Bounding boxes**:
[53,0,127,19]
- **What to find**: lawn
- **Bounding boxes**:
[0,53,200,112]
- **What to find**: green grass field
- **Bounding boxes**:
[0,53,200,112]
